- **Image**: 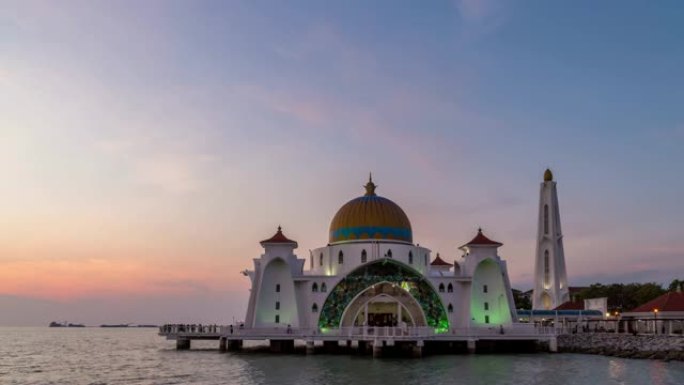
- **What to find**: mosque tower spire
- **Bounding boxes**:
[532,169,570,310]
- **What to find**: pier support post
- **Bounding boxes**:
[323,340,338,354]
[357,340,368,354]
[270,339,294,353]
[372,342,383,358]
[306,341,315,355]
[219,337,227,353]
[412,342,423,358]
[176,339,191,350]
[467,339,477,354]
[549,337,558,353]
[227,339,243,351]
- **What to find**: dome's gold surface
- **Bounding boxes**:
[329,177,412,244]
[544,168,553,182]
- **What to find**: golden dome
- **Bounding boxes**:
[329,175,412,244]
[544,168,553,182]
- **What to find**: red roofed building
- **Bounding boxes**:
[628,291,684,313]
[554,301,585,311]
[622,291,684,334]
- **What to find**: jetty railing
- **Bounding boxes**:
[159,323,560,339]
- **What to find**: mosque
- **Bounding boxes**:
[160,170,583,354]
[242,175,519,332]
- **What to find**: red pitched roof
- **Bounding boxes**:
[460,228,503,249]
[260,226,297,246]
[554,301,584,310]
[629,292,684,313]
[430,254,452,266]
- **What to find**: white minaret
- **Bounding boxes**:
[532,169,570,310]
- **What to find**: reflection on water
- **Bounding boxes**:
[0,327,683,385]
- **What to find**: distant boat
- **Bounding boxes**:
[49,321,85,327]
[100,324,130,328]
[136,324,158,328]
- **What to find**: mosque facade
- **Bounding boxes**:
[242,176,518,332]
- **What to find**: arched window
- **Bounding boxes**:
[312,303,318,313]
[448,303,453,313]
[275,284,280,293]
[312,282,318,292]
[321,282,327,292]
[544,250,550,286]
[408,251,413,264]
[447,283,453,293]
[544,204,549,235]
[319,253,323,266]
[387,249,392,258]
[361,249,367,263]
[439,283,445,293]
[338,251,344,264]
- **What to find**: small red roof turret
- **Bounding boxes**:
[430,253,452,266]
[260,226,298,247]
[459,228,503,249]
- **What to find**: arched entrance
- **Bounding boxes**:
[339,282,427,327]
[318,259,448,330]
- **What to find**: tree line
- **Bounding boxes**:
[512,279,683,311]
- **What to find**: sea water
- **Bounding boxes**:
[1,327,683,385]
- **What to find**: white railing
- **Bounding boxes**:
[160,323,560,339]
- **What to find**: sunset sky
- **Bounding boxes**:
[1,1,683,326]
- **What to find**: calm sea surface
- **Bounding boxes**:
[1,327,683,385]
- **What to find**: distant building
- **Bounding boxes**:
[532,169,570,310]
[621,291,684,334]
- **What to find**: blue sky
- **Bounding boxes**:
[1,0,683,325]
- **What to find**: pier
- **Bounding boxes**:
[158,324,560,357]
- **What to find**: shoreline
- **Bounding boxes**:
[558,334,684,361]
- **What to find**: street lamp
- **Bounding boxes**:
[653,308,659,335]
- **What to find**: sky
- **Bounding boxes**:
[1,0,683,326]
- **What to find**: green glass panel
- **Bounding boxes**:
[318,259,448,329]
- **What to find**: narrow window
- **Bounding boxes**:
[424,254,428,265]
[448,304,453,313]
[338,250,344,264]
[312,303,318,313]
[387,249,392,258]
[484,302,489,311]
[310,255,313,269]
[275,301,280,310]
[544,250,550,286]
[408,251,413,264]
[312,283,318,292]
[319,253,323,266]
[484,315,490,324]
[447,283,453,293]
[321,282,327,292]
[439,283,445,293]
[276,284,280,293]
[361,249,367,263]
[544,204,549,235]
[275,315,280,324]
[483,285,488,293]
